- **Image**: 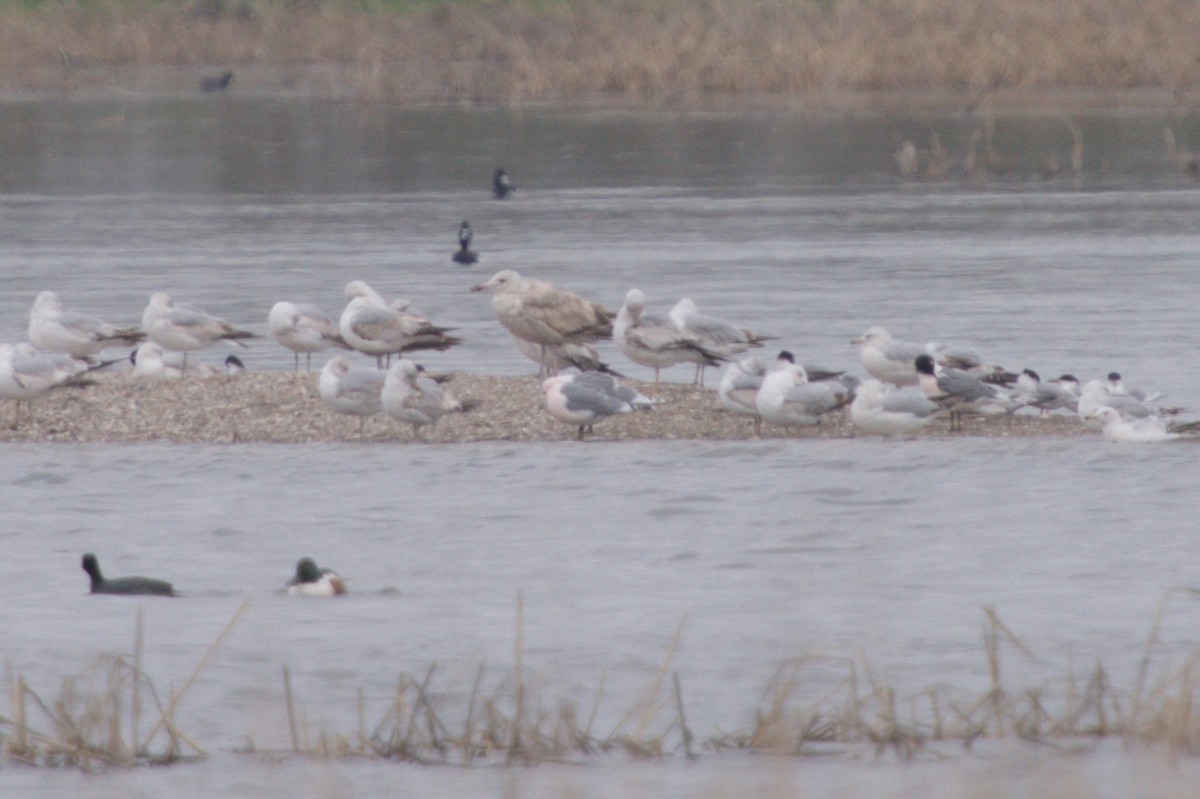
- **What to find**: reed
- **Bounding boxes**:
[0,602,247,768]
[3,0,1200,102]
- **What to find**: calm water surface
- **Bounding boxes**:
[1,98,1200,797]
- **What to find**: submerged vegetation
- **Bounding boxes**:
[3,0,1200,103]
[7,596,1200,768]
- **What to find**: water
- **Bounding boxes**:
[2,98,1200,797]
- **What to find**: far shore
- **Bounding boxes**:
[0,371,1091,445]
[2,0,1200,112]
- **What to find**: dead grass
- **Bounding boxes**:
[3,0,1200,102]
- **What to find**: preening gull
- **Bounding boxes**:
[141,292,255,371]
[269,301,347,371]
[717,356,766,435]
[614,289,723,383]
[541,372,654,440]
[382,358,466,440]
[452,220,478,265]
[1085,406,1200,443]
[471,270,613,377]
[850,378,941,438]
[318,355,386,438]
[286,558,346,597]
[340,281,462,367]
[915,353,1014,430]
[29,291,144,359]
[755,351,855,431]
[668,298,773,386]
[81,553,175,597]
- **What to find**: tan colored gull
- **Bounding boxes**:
[615,288,723,383]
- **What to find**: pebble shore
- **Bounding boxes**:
[0,371,1091,444]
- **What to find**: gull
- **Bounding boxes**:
[853,326,1014,387]
[286,558,346,597]
[493,167,515,199]
[614,289,723,383]
[471,270,613,377]
[382,359,466,440]
[141,292,255,372]
[541,372,654,441]
[0,342,89,428]
[915,354,1014,431]
[318,355,386,438]
[1015,369,1080,415]
[668,298,774,386]
[718,356,766,435]
[1077,379,1176,429]
[513,336,622,376]
[452,220,478,265]
[340,281,462,367]
[850,378,941,438]
[1085,406,1200,443]
[81,553,176,596]
[130,343,184,380]
[268,301,347,371]
[755,351,855,431]
[28,291,144,359]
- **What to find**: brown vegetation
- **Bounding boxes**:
[3,0,1200,103]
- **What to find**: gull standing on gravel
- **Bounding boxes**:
[141,293,255,372]
[615,289,723,383]
[382,359,466,440]
[915,354,1014,431]
[29,291,144,360]
[755,351,855,431]
[541,372,655,441]
[850,378,942,438]
[471,270,613,377]
[340,281,462,368]
[513,337,621,376]
[269,301,346,371]
[318,355,386,438]
[0,342,88,428]
[668,298,773,386]
[718,356,767,435]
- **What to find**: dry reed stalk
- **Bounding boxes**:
[510,591,524,760]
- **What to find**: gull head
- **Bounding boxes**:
[851,325,891,346]
[472,269,521,294]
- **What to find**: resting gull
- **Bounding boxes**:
[382,358,466,440]
[318,355,386,438]
[0,342,89,428]
[269,301,347,371]
[340,281,462,367]
[541,372,654,441]
[141,292,255,372]
[614,289,723,383]
[849,378,941,438]
[1086,406,1200,443]
[755,351,855,431]
[668,298,773,386]
[29,291,144,360]
[717,356,766,435]
[471,269,613,377]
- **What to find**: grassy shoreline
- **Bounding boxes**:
[4,0,1200,107]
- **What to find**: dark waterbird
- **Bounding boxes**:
[452,220,478,264]
[81,553,176,596]
[492,168,515,199]
[200,71,234,92]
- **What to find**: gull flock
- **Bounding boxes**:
[7,274,1196,444]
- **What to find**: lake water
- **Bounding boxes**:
[2,97,1200,797]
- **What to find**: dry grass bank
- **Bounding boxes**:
[3,0,1200,104]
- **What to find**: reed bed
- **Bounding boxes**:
[0,602,248,768]
[3,0,1200,103]
[270,600,1200,765]
[7,600,1200,769]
